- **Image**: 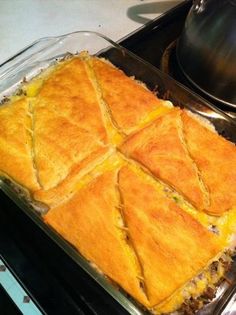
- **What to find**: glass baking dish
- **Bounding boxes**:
[0,31,236,315]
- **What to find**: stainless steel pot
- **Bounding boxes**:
[176,0,236,107]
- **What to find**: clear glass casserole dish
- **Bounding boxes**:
[0,31,236,315]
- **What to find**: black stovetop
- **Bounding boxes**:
[120,0,235,114]
[1,1,228,314]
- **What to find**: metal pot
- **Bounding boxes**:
[176,0,236,107]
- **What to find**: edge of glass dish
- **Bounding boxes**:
[1,30,236,315]
[0,180,144,315]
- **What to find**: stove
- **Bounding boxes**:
[120,0,236,115]
[0,1,234,314]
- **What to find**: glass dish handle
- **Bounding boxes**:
[0,36,61,81]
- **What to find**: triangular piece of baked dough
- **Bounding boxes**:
[37,57,108,142]
[0,97,40,191]
[182,111,236,216]
[118,166,223,306]
[44,170,148,306]
[90,57,170,134]
[33,146,112,207]
[32,57,108,190]
[120,109,207,209]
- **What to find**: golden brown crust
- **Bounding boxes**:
[38,57,108,142]
[1,54,236,313]
[33,146,112,207]
[0,97,40,191]
[44,170,148,305]
[33,105,105,190]
[182,111,236,215]
[118,166,223,306]
[32,57,108,190]
[120,109,206,209]
[90,57,166,133]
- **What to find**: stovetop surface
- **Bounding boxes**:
[2,1,232,314]
[120,0,235,113]
[120,1,190,67]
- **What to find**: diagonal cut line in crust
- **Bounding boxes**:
[116,168,149,301]
[43,166,149,306]
[33,146,114,208]
[179,111,211,210]
[116,151,212,230]
[119,109,209,211]
[117,164,225,308]
[118,150,183,198]
[82,53,125,145]
[117,148,202,211]
[86,55,174,136]
[26,98,43,189]
[25,54,114,192]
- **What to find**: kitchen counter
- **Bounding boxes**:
[0,0,182,65]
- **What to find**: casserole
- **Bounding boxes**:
[1,31,236,314]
